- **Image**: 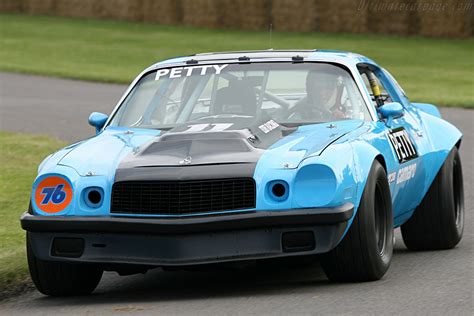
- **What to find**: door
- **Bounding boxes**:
[360,65,429,219]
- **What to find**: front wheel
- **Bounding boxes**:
[321,160,393,282]
[27,233,103,296]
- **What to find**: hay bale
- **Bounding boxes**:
[142,0,182,24]
[181,0,219,28]
[54,0,101,18]
[238,0,271,31]
[24,0,55,15]
[219,0,241,29]
[0,0,25,13]
[98,0,144,21]
[204,0,271,31]
[471,1,474,36]
[272,0,318,32]
[367,0,419,35]
[418,0,471,37]
[317,0,368,33]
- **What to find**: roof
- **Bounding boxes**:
[148,49,376,72]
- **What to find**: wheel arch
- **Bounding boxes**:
[333,141,393,241]
[417,110,463,202]
[412,103,441,118]
[350,141,391,206]
[374,154,387,173]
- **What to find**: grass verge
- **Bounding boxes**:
[0,132,65,299]
[0,14,473,108]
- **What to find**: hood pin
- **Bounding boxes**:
[179,156,193,165]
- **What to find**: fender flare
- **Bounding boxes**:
[313,141,389,241]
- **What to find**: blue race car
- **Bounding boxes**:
[21,50,464,296]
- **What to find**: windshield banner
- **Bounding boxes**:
[155,64,229,80]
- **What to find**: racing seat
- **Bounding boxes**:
[214,80,257,117]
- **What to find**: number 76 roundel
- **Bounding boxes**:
[34,176,73,213]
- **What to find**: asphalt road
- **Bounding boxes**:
[0,72,124,142]
[0,72,473,315]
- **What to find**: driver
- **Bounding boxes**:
[290,71,346,121]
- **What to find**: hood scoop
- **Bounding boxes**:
[120,130,264,168]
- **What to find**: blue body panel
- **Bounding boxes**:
[33,127,160,217]
[31,51,463,243]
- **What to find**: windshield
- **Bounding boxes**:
[109,62,370,130]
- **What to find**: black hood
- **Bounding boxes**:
[120,130,262,167]
[114,119,295,182]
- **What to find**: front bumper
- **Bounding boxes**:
[21,203,353,266]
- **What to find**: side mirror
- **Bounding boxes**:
[378,102,404,126]
[88,112,108,134]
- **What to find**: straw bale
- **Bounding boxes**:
[181,0,219,28]
[142,0,182,24]
[24,0,55,15]
[219,0,241,29]
[367,0,419,35]
[317,0,368,33]
[272,0,318,32]
[238,0,271,30]
[418,0,471,37]
[54,0,100,18]
[97,0,143,21]
[0,0,25,12]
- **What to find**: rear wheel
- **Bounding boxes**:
[401,147,464,250]
[321,160,393,282]
[27,233,103,296]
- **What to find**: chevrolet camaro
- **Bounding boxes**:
[21,50,464,296]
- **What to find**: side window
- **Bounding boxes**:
[360,70,393,107]
[383,68,408,98]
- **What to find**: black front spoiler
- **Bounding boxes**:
[21,203,353,235]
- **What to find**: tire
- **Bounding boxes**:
[27,233,103,296]
[321,160,393,282]
[401,147,464,250]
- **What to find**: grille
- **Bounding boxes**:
[111,178,256,216]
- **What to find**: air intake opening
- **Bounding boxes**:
[282,231,315,253]
[88,190,102,205]
[51,238,85,258]
[111,179,256,215]
[83,187,104,208]
[268,180,289,201]
[272,183,286,197]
